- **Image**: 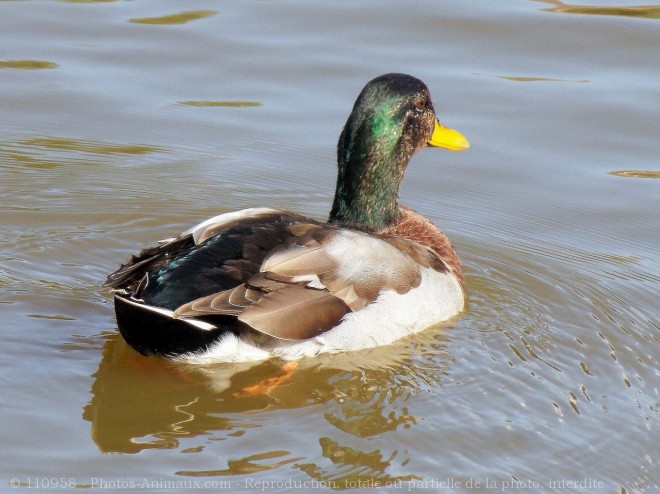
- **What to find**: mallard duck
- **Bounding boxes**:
[104,73,469,363]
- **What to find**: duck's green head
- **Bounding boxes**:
[330,73,469,232]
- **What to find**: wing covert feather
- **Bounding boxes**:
[238,286,350,340]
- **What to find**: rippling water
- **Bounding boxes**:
[1,1,658,493]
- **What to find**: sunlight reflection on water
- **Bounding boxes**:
[1,0,658,492]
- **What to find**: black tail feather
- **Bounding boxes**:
[104,235,194,291]
[114,294,227,357]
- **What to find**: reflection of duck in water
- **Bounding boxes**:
[84,331,449,454]
[104,73,469,363]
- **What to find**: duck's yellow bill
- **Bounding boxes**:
[427,120,470,151]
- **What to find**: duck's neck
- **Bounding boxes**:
[329,111,410,232]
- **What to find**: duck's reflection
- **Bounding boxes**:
[83,329,451,481]
[534,0,660,19]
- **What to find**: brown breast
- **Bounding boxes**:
[377,206,464,288]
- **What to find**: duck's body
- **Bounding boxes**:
[105,73,469,363]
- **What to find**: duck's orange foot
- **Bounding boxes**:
[234,361,299,397]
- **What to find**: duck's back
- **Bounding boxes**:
[104,208,313,309]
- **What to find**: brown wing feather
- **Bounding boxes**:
[173,277,276,319]
[174,282,350,341]
[238,286,350,340]
[173,290,243,317]
[259,225,432,310]
[260,226,338,276]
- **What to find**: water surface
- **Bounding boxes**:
[1,1,658,493]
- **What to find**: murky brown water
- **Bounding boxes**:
[1,1,658,493]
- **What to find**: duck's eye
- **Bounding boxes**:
[414,99,427,112]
